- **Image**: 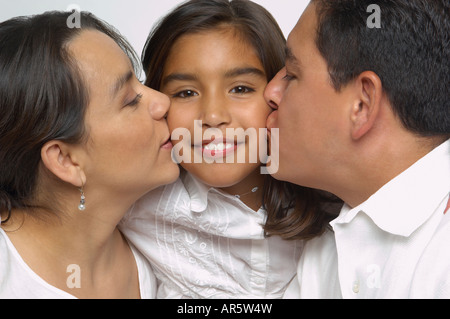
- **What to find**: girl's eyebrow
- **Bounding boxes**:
[162,67,265,87]
[224,67,265,79]
[162,73,199,87]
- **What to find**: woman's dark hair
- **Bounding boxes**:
[142,0,341,240]
[0,11,138,223]
[313,0,450,137]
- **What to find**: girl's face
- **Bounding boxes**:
[161,28,271,189]
[69,30,179,202]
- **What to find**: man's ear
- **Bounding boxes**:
[350,71,383,140]
[41,141,85,187]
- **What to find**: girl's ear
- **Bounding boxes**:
[350,71,383,140]
[41,141,86,187]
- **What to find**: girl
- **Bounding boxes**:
[121,0,339,298]
[0,11,179,298]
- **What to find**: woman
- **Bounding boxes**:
[0,11,179,298]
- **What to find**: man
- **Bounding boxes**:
[264,0,450,298]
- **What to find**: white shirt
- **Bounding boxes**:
[0,228,157,299]
[293,139,450,299]
[120,172,303,299]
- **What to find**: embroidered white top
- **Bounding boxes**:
[291,139,450,298]
[120,172,303,299]
[0,228,157,299]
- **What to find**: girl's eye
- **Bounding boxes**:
[230,86,255,94]
[126,93,143,107]
[173,90,198,98]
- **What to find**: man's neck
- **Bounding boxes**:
[340,136,447,208]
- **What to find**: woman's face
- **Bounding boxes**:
[69,30,179,200]
[161,28,271,188]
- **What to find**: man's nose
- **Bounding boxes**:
[264,67,287,111]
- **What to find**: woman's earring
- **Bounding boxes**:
[78,186,86,211]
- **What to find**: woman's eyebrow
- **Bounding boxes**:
[110,70,134,98]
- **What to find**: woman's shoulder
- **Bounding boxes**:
[0,228,76,299]
[127,241,157,299]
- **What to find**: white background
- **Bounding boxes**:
[0,0,309,57]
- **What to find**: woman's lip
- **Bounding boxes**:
[161,138,173,150]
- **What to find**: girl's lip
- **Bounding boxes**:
[201,138,236,146]
[202,143,238,158]
[195,138,241,158]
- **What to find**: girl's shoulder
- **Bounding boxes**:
[122,177,188,222]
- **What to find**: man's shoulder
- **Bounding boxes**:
[410,210,450,298]
[301,228,337,267]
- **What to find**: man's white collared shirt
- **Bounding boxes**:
[294,140,450,298]
[121,172,302,299]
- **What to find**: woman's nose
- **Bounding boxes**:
[148,88,170,120]
[264,67,287,111]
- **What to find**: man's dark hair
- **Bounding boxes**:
[313,0,449,137]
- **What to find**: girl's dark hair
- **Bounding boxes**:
[142,0,285,87]
[142,0,341,240]
[0,11,138,223]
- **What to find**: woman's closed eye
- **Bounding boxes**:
[125,93,143,107]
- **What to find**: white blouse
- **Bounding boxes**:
[120,172,303,299]
[0,228,157,299]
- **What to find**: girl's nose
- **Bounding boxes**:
[200,94,232,128]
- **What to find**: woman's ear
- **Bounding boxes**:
[350,71,383,140]
[41,141,85,187]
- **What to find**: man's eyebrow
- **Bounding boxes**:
[162,73,198,87]
[110,70,134,97]
[285,46,300,66]
[224,67,266,79]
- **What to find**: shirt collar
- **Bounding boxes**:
[332,139,450,237]
[181,171,263,214]
[181,171,213,213]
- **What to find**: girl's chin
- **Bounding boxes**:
[181,163,261,188]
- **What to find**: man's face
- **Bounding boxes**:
[264,3,354,190]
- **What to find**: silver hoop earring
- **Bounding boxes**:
[78,186,86,211]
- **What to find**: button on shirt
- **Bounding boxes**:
[294,139,450,298]
[120,172,303,299]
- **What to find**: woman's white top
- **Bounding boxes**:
[120,172,303,299]
[0,227,156,299]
